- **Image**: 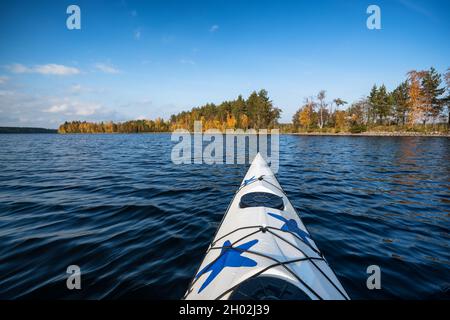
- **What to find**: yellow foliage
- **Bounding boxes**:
[226,114,237,129]
[240,114,249,129]
[299,106,312,129]
[335,110,346,130]
[407,70,425,127]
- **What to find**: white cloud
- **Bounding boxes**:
[94,63,120,74]
[34,64,80,75]
[6,63,80,75]
[0,90,121,128]
[0,76,9,84]
[44,100,102,116]
[0,90,15,96]
[210,25,219,32]
[6,64,29,73]
[44,104,69,113]
[72,102,102,116]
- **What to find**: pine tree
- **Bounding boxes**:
[380,85,391,124]
[368,85,378,125]
[421,67,445,125]
[391,81,410,126]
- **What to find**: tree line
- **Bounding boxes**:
[290,67,450,133]
[58,90,281,133]
[170,89,281,131]
[58,67,450,134]
[58,118,170,134]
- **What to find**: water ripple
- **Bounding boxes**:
[0,134,449,299]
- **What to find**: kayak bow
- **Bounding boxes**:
[184,153,349,300]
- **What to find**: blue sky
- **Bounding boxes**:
[0,0,449,128]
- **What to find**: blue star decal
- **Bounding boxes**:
[195,239,258,293]
[242,176,256,186]
[267,212,312,246]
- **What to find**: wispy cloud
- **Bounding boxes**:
[179,59,195,65]
[209,24,219,33]
[0,90,15,96]
[68,84,103,95]
[117,99,180,121]
[44,103,69,113]
[6,63,80,75]
[6,64,29,73]
[0,76,8,84]
[94,63,120,74]
[0,90,121,128]
[44,100,102,116]
[33,64,80,75]
[70,84,83,94]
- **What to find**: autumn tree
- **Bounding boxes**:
[347,100,367,126]
[330,98,347,128]
[59,67,450,135]
[293,99,316,131]
[407,70,426,127]
[170,90,280,131]
[240,114,249,129]
[226,113,237,129]
[334,110,347,132]
[299,106,313,130]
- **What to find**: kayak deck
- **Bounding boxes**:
[184,153,349,300]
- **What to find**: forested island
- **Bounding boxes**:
[58,67,450,135]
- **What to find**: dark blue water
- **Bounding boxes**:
[0,134,449,299]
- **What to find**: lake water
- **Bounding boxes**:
[0,134,449,299]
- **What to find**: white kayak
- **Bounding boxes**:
[184,153,349,300]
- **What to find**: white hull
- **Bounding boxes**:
[184,153,349,300]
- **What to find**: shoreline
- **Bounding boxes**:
[51,131,450,137]
[3,129,448,137]
[285,131,450,137]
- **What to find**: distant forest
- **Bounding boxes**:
[58,90,281,133]
[0,127,57,134]
[58,67,450,134]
